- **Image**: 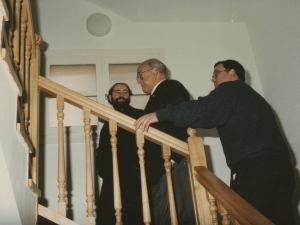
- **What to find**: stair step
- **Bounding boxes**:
[38,204,81,225]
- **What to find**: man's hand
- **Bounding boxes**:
[134,112,158,132]
[35,33,43,45]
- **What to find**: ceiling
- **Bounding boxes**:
[83,0,279,23]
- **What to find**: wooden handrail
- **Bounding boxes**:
[194,166,274,225]
[38,75,275,225]
[38,75,196,224]
[38,75,189,157]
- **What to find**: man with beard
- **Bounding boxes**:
[96,83,144,225]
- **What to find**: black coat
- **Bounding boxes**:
[143,80,195,225]
[144,80,190,186]
[96,105,144,225]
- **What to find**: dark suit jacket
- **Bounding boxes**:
[96,105,144,225]
[144,79,190,186]
[145,80,195,224]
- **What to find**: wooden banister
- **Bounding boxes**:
[38,75,189,157]
[38,76,274,225]
[187,128,212,225]
[194,166,274,225]
[1,0,45,223]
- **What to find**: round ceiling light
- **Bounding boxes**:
[86,13,112,37]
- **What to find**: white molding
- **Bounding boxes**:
[42,48,166,144]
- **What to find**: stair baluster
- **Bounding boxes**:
[136,131,151,225]
[19,0,26,86]
[12,0,21,73]
[162,143,178,225]
[84,108,96,225]
[218,203,230,225]
[207,192,218,225]
[109,119,123,225]
[24,14,32,132]
[57,95,66,216]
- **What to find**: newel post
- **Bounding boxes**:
[187,128,212,225]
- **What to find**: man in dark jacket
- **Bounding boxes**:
[135,59,295,225]
[136,58,195,225]
[96,83,144,225]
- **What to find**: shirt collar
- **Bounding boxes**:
[151,79,166,95]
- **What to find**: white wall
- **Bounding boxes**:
[0,145,22,225]
[246,2,300,216]
[0,59,37,224]
[37,0,261,172]
[36,0,300,223]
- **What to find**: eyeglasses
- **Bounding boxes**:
[136,68,153,80]
[212,70,229,78]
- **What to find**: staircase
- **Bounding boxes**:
[0,0,273,224]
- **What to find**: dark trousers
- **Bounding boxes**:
[230,155,295,225]
[151,158,195,225]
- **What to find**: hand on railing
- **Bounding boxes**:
[35,33,43,45]
[134,112,158,132]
